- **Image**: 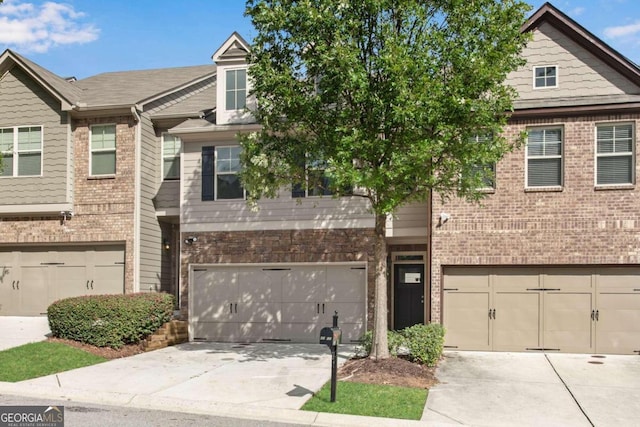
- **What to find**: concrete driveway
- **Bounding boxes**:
[0,316,50,351]
[423,351,640,427]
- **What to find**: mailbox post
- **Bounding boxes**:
[319,311,341,402]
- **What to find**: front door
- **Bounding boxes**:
[394,264,424,330]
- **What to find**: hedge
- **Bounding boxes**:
[47,293,175,349]
[358,323,446,366]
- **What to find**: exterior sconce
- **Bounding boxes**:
[163,238,170,250]
[184,236,197,245]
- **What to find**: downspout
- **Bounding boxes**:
[427,189,433,323]
[131,105,142,293]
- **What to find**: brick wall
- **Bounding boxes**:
[0,115,137,292]
[180,229,377,323]
[431,113,640,323]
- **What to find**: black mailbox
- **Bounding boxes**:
[320,327,335,347]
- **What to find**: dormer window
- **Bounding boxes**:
[226,69,246,110]
[534,66,557,88]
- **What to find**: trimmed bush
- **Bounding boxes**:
[47,293,175,349]
[357,323,446,366]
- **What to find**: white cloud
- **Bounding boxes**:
[0,0,99,53]
[569,7,585,16]
[604,21,640,39]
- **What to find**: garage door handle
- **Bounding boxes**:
[15,280,19,290]
[595,310,599,321]
[90,280,94,290]
[322,303,325,314]
[235,303,238,313]
[230,303,233,314]
[86,280,90,290]
[591,310,595,321]
[317,303,320,314]
[12,280,15,290]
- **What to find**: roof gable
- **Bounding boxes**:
[0,49,82,111]
[211,32,251,64]
[523,2,640,87]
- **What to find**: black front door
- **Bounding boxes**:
[394,264,425,330]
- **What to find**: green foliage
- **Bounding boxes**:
[242,0,531,212]
[0,341,106,382]
[302,380,427,420]
[358,324,446,366]
[47,293,175,349]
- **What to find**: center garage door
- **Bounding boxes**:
[0,246,125,316]
[443,266,640,355]
[190,263,367,343]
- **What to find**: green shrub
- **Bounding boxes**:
[357,323,445,366]
[47,293,175,349]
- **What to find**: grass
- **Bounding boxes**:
[0,341,107,382]
[302,380,428,420]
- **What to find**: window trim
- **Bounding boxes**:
[161,133,181,180]
[225,68,247,111]
[532,65,558,89]
[201,145,245,201]
[470,134,496,190]
[525,126,564,190]
[89,124,117,177]
[594,122,635,187]
[291,157,335,198]
[0,125,43,178]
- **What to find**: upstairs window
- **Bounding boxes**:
[162,133,181,180]
[470,134,495,189]
[534,66,557,88]
[0,126,42,177]
[225,69,247,111]
[201,145,244,200]
[596,123,634,185]
[292,159,334,198]
[526,127,563,188]
[90,124,116,176]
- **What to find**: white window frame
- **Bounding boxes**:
[89,124,117,177]
[214,145,244,200]
[0,125,43,178]
[595,122,635,186]
[533,65,558,89]
[525,126,564,189]
[292,158,335,198]
[161,133,181,180]
[225,68,247,111]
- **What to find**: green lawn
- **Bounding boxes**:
[302,380,428,420]
[0,341,107,382]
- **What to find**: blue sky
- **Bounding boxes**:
[0,0,639,79]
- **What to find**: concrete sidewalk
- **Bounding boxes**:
[423,351,640,427]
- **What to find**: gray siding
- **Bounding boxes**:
[0,66,69,204]
[138,114,162,292]
[507,22,639,100]
[181,139,374,232]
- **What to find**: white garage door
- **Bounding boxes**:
[0,246,125,316]
[190,263,367,343]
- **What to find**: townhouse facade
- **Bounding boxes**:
[0,3,638,354]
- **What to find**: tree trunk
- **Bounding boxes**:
[370,212,390,360]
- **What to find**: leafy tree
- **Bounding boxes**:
[241,0,531,359]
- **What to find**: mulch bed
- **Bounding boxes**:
[47,337,145,360]
[338,356,439,389]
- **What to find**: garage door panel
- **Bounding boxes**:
[596,293,640,354]
[321,302,365,324]
[543,269,593,290]
[239,322,281,341]
[281,322,320,342]
[493,271,540,292]
[192,322,240,342]
[597,267,640,291]
[55,266,89,300]
[443,292,491,350]
[281,302,320,323]
[443,267,491,289]
[238,301,281,323]
[493,292,540,351]
[544,292,593,353]
[20,266,50,315]
[281,267,326,302]
[239,269,283,302]
[326,267,366,302]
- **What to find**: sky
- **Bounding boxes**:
[0,0,639,80]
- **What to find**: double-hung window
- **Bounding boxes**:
[292,159,334,198]
[226,69,247,111]
[201,146,244,200]
[0,126,42,177]
[162,133,181,180]
[526,127,563,188]
[596,123,634,185]
[90,125,116,176]
[470,133,495,189]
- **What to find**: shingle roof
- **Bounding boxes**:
[149,78,216,118]
[74,64,217,108]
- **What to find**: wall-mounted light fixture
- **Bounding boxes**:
[60,210,74,225]
[184,236,198,245]
[437,212,451,227]
[163,238,170,251]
